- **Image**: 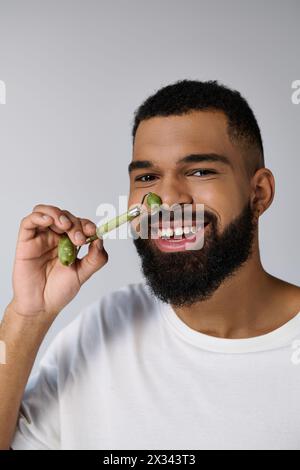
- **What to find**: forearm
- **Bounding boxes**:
[0,303,54,450]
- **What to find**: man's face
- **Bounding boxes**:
[128,110,257,306]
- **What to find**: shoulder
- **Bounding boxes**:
[54,282,158,349]
[41,282,160,378]
[95,281,158,324]
[101,281,156,310]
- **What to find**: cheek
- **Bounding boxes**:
[130,216,140,234]
[128,192,140,211]
[128,191,145,235]
[194,185,246,230]
[128,185,146,207]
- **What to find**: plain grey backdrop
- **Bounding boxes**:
[0,0,299,369]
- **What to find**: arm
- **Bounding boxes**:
[0,205,108,449]
[0,304,53,450]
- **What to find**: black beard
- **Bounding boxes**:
[133,202,257,307]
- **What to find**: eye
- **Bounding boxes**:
[189,169,217,177]
[135,174,157,182]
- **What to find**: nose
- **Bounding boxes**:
[156,180,193,208]
[153,180,206,228]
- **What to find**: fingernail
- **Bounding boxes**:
[75,231,85,242]
[42,214,50,220]
[59,215,69,225]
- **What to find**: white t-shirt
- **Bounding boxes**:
[11,282,300,450]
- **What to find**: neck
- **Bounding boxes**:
[171,239,287,339]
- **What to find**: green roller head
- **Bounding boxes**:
[58,234,77,266]
[146,192,162,210]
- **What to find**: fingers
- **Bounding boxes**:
[60,212,97,246]
[80,219,97,237]
[32,204,72,235]
[32,205,95,246]
[18,212,55,242]
[77,238,108,285]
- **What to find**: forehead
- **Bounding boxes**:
[133,110,240,167]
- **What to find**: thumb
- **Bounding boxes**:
[77,238,108,284]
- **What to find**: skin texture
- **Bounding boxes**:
[128,110,300,338]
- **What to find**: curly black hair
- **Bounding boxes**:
[131,79,264,176]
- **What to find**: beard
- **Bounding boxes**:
[132,201,257,307]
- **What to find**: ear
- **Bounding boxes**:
[250,168,275,220]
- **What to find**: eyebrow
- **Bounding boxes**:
[128,153,232,174]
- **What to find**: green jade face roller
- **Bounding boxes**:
[58,192,162,266]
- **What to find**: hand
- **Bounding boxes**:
[10,204,108,317]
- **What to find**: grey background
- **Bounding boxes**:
[0,0,299,369]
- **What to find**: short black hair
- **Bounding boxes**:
[131,79,265,176]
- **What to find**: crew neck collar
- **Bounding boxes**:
[156,297,300,354]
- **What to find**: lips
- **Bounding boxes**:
[135,210,211,248]
[152,222,211,252]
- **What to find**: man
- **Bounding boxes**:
[1,79,300,450]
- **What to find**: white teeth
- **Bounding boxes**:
[158,226,198,238]
[174,227,184,236]
[161,228,172,237]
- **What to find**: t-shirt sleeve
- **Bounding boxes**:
[11,330,62,450]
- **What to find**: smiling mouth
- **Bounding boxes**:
[150,221,210,253]
[151,221,210,240]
